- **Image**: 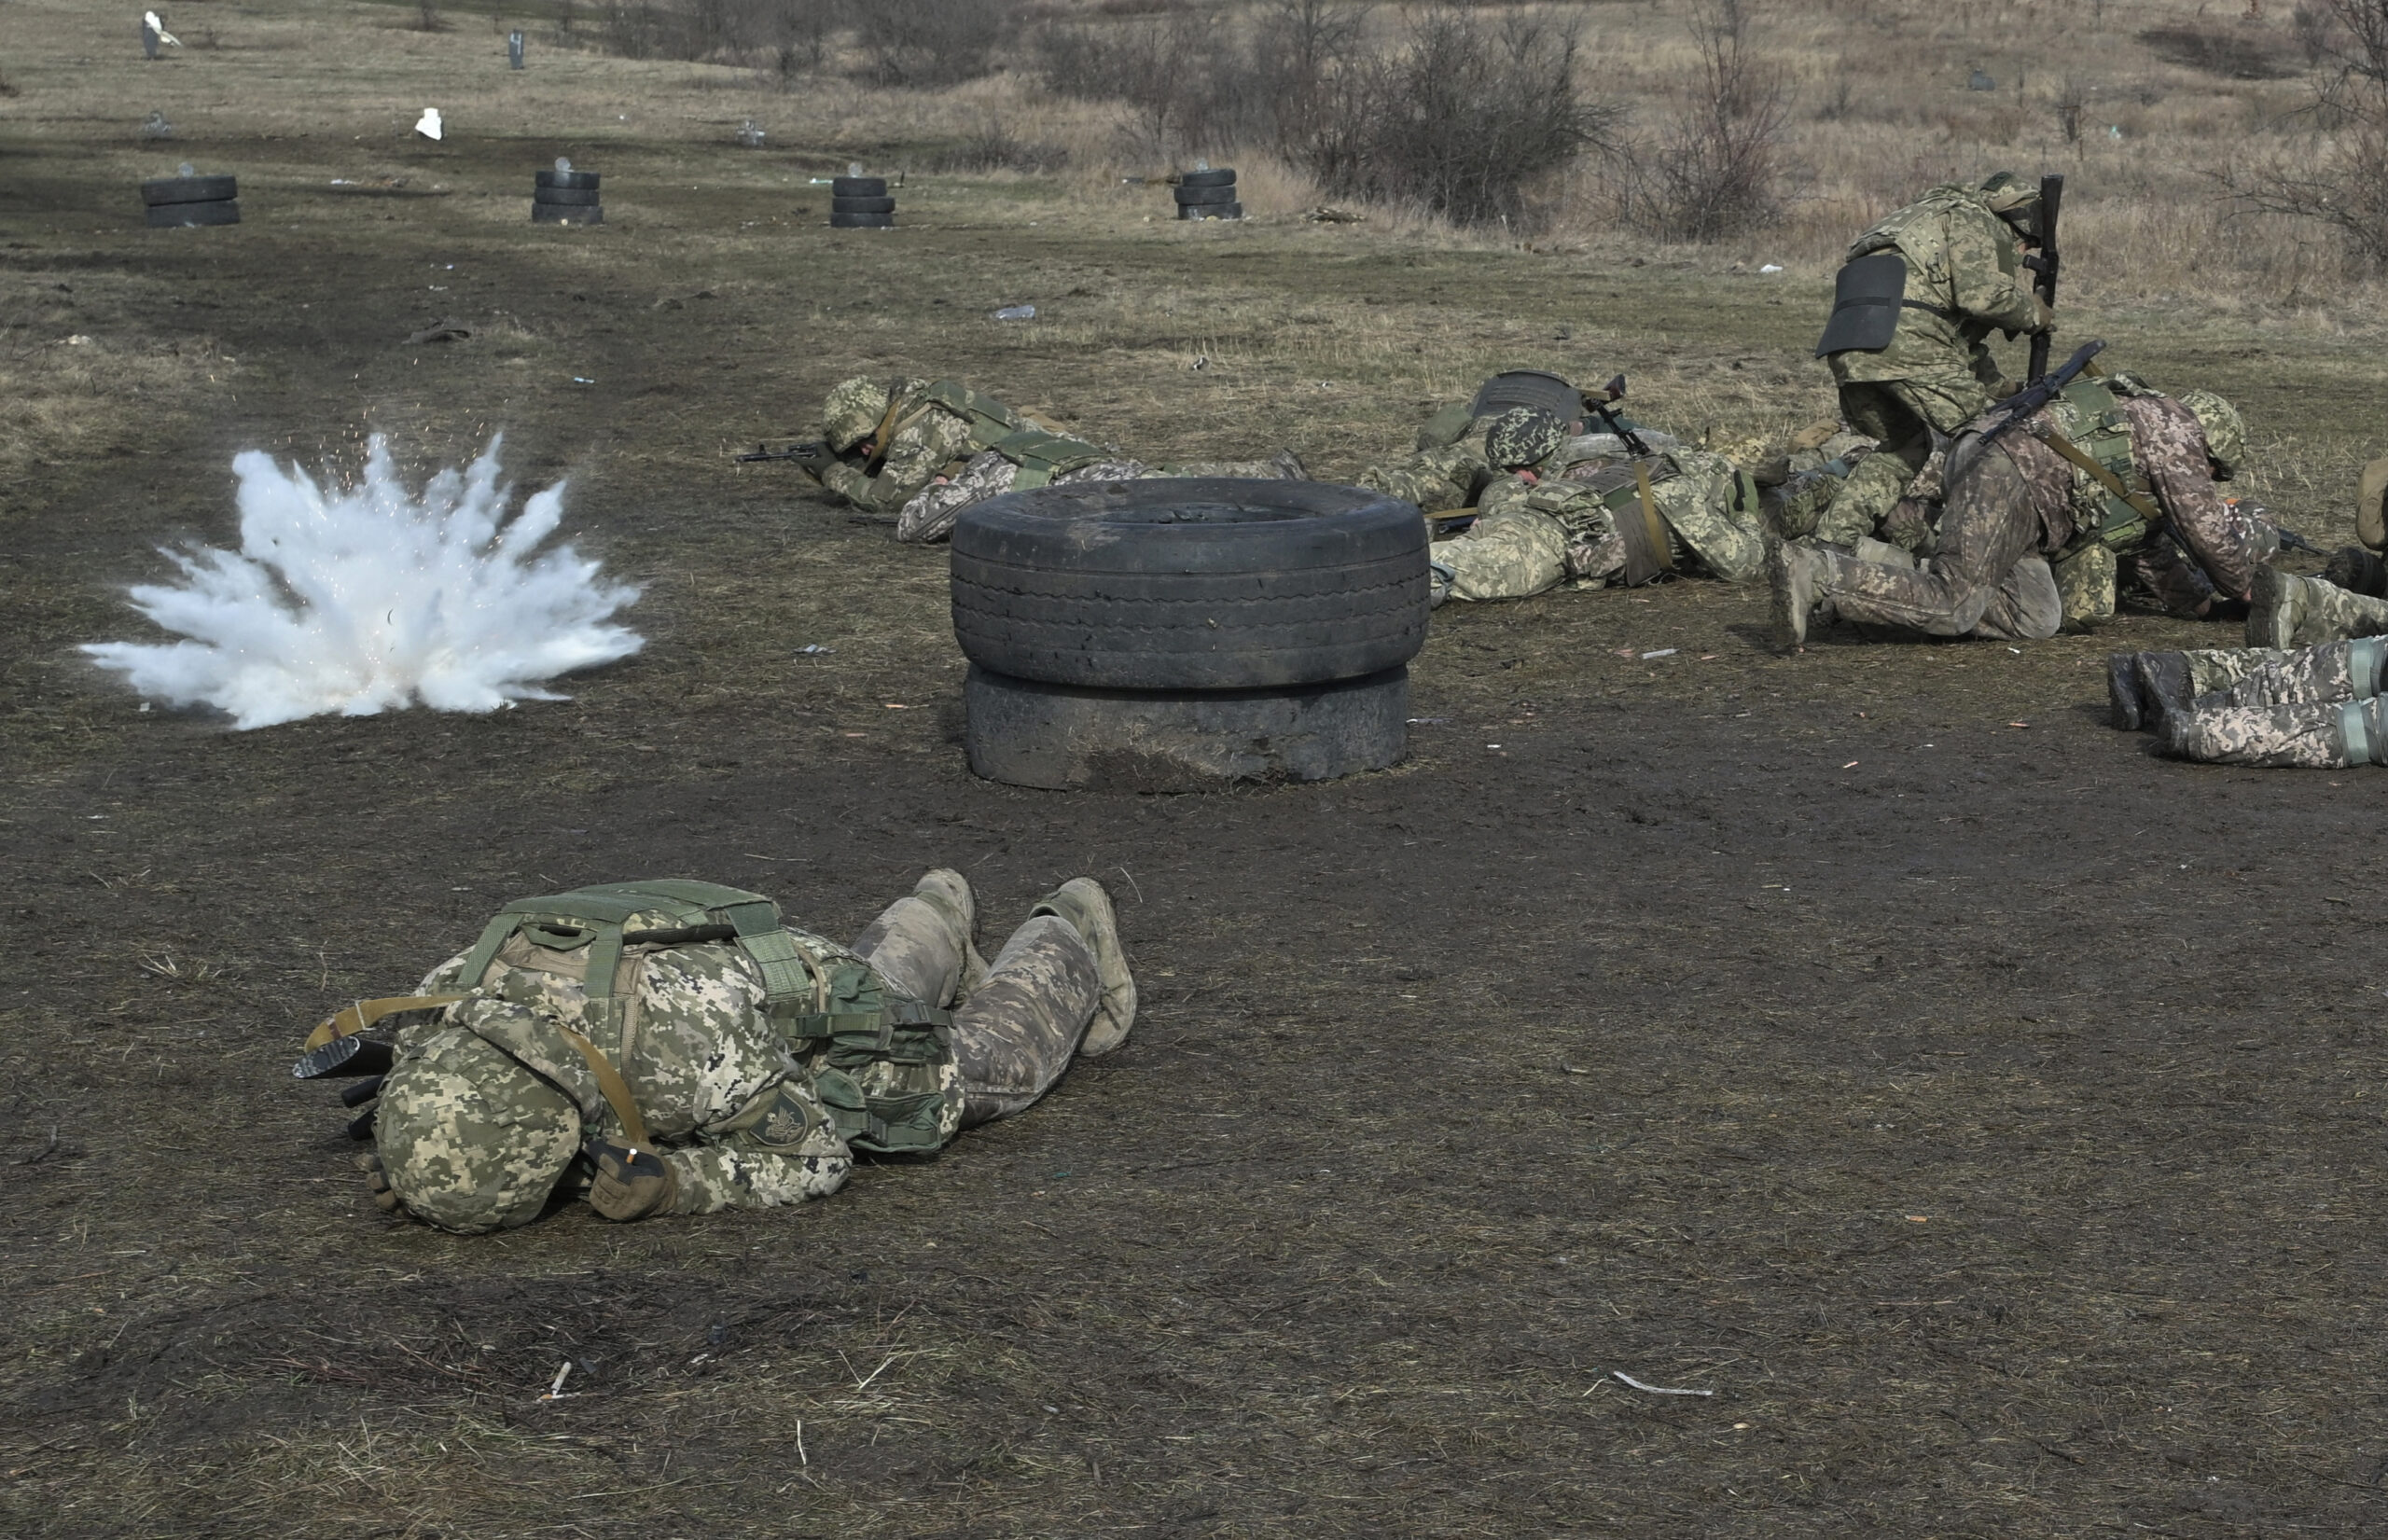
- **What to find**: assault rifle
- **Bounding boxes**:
[1585,374,1654,459]
[1974,339,2104,449]
[738,439,830,465]
[2024,173,2065,383]
[2271,524,2327,558]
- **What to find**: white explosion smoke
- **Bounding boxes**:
[83,436,644,729]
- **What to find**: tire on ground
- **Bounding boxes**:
[1178,201,1242,221]
[147,200,241,227]
[950,478,1429,691]
[1177,168,1236,189]
[1470,369,1582,424]
[142,175,239,205]
[832,175,887,197]
[533,186,604,206]
[535,169,602,191]
[1173,184,1238,205]
[532,203,603,224]
[963,664,1409,790]
[830,211,895,229]
[831,195,896,214]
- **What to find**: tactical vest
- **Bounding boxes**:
[917,380,1022,452]
[988,426,1114,490]
[1848,185,2022,282]
[2048,378,2155,555]
[454,881,956,1156]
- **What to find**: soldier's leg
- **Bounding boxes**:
[1354,445,1484,513]
[1152,451,1306,479]
[1657,450,1764,583]
[2123,395,2258,603]
[1825,376,1985,546]
[2246,568,2388,648]
[850,869,989,1010]
[2112,646,2306,731]
[2162,693,2388,768]
[2324,546,2388,597]
[896,451,1019,545]
[2205,637,2388,710]
[1971,555,2063,642]
[2052,546,2117,631]
[2124,539,2220,619]
[951,880,1132,1127]
[1434,507,1572,603]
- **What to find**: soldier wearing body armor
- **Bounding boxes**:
[793,376,1297,540]
[1428,408,1769,606]
[1768,382,2256,649]
[1814,172,2053,548]
[329,871,1133,1232]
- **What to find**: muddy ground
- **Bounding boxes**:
[7,21,2388,1537]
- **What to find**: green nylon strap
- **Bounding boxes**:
[2353,637,2387,700]
[991,427,1109,491]
[921,380,1020,449]
[2341,698,2373,767]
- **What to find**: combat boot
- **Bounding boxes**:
[1428,559,1456,610]
[2326,544,2388,598]
[1766,534,1822,652]
[2132,651,2195,733]
[2107,652,2147,730]
[1029,878,1136,1057]
[2246,566,2306,648]
[911,868,991,999]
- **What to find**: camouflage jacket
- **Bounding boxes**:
[1834,185,2042,385]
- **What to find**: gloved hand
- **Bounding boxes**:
[789,445,839,483]
[2031,294,2056,334]
[586,1138,678,1222]
[354,1151,402,1214]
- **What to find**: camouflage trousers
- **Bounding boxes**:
[851,874,1102,1127]
[1356,443,1486,513]
[2134,639,2388,767]
[2249,572,2388,648]
[896,452,1305,544]
[1804,433,2071,639]
[1826,370,1999,548]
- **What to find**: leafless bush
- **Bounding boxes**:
[1034,9,1262,160]
[930,116,1074,173]
[1611,0,1791,242]
[2054,75,2089,144]
[854,0,1013,88]
[2296,2,2343,62]
[1294,7,1610,229]
[2221,0,2388,266]
[415,2,449,31]
[2139,21,2305,79]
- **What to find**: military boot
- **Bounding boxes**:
[1767,534,1842,652]
[912,868,991,999]
[2246,566,2307,648]
[2325,545,2388,598]
[1428,559,1456,610]
[2107,652,2148,730]
[2132,650,2196,733]
[1029,878,1136,1057]
[1272,449,1309,480]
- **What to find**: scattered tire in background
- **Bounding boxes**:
[533,161,602,225]
[143,169,240,228]
[951,478,1430,789]
[1174,166,1240,221]
[832,173,894,229]
[1470,369,1585,424]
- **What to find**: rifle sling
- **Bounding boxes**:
[552,1021,654,1149]
[304,993,472,1051]
[2039,426,2164,528]
[860,390,911,473]
[1634,461,1676,576]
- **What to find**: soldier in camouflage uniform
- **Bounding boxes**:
[354,871,1134,1233]
[1426,409,1769,605]
[896,446,1304,545]
[1817,172,2053,546]
[2106,637,2388,767]
[1769,386,2258,649]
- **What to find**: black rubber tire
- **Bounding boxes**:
[832,194,896,214]
[143,174,240,204]
[832,175,887,197]
[1173,183,1237,205]
[1177,168,1236,188]
[964,664,1409,791]
[1470,369,1583,425]
[146,199,241,227]
[536,169,601,190]
[534,186,603,206]
[950,478,1429,691]
[531,202,604,224]
[1178,201,1243,221]
[830,211,895,228]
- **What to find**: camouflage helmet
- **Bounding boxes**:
[823,376,898,452]
[374,1020,583,1233]
[1486,407,1565,471]
[1978,170,2041,237]
[2177,388,2246,480]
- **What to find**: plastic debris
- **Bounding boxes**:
[1612,1371,1714,1396]
[145,12,180,48]
[176,160,195,178]
[737,119,766,147]
[140,110,174,140]
[556,157,572,173]
[797,645,833,655]
[1967,69,1995,91]
[849,160,864,176]
[415,107,444,142]
[1758,262,1784,273]
[993,304,1035,321]
[1641,648,1677,659]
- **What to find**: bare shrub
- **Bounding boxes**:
[2296,2,2343,62]
[2139,21,2305,79]
[2220,0,2388,265]
[930,116,1074,173]
[1611,0,1791,242]
[1293,8,1610,229]
[854,0,1014,88]
[415,2,449,31]
[1034,9,1261,161]
[2054,76,2090,144]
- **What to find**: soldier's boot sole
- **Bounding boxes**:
[1030,878,1136,1058]
[2107,652,2146,730]
[1765,534,1813,653]
[2246,566,2303,649]
[2134,651,2195,733]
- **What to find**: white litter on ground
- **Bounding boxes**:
[415,107,443,141]
[83,436,643,728]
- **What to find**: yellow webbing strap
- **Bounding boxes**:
[860,388,909,471]
[552,1023,654,1150]
[1633,462,1677,574]
[302,992,471,1051]
[2040,426,2165,526]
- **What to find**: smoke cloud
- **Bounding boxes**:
[84,436,644,729]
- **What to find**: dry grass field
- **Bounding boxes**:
[7,2,2388,1536]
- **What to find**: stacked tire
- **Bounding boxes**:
[832,174,895,229]
[144,173,240,229]
[1174,167,1240,221]
[533,166,602,225]
[951,479,1430,791]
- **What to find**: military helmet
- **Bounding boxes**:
[1978,170,2041,237]
[2176,388,2245,481]
[1486,407,1566,471]
[374,1019,584,1233]
[823,376,897,452]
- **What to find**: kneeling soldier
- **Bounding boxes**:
[303,872,1133,1232]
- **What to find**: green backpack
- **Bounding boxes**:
[454,881,958,1157]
